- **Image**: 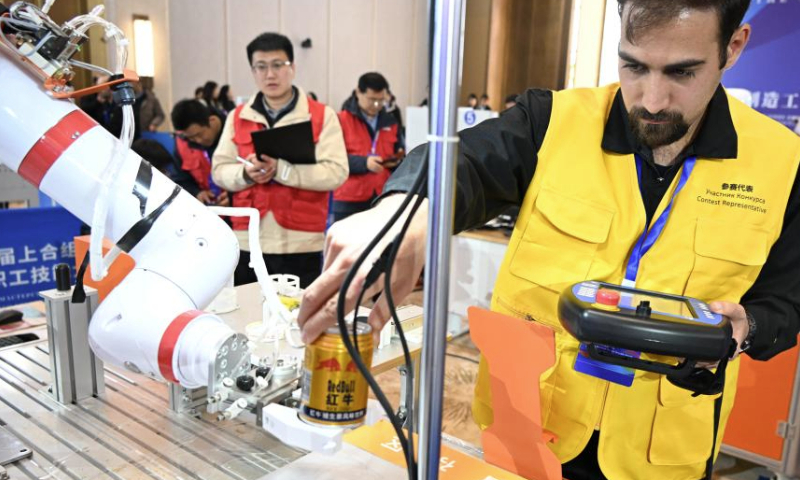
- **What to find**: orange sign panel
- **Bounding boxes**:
[723,341,799,461]
[469,307,563,480]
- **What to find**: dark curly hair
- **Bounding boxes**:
[618,0,751,68]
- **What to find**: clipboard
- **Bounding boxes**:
[250,121,317,165]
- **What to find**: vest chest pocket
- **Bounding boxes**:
[684,217,770,302]
[510,188,614,291]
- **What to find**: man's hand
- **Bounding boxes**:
[381,149,405,169]
[366,155,385,173]
[245,153,277,184]
[297,195,428,345]
[215,190,230,207]
[148,124,158,132]
[678,301,748,370]
[381,157,402,169]
[196,190,216,205]
[709,301,749,359]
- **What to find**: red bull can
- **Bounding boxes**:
[300,323,373,426]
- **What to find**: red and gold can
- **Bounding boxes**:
[300,323,373,426]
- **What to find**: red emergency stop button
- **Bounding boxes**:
[595,289,621,308]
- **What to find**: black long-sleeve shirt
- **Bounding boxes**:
[383,86,800,361]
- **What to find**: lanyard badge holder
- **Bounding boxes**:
[371,130,380,155]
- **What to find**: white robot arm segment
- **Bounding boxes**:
[0,27,246,389]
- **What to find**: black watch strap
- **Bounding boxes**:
[739,310,758,352]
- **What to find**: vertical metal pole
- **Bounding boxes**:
[418,0,464,479]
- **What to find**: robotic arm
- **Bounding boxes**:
[0,2,248,389]
[0,2,401,460]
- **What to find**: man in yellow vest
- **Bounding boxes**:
[298,0,800,478]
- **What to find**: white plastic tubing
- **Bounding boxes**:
[208,206,293,329]
[49,3,139,282]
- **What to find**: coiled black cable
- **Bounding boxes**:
[335,155,428,480]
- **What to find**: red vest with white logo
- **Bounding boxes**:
[175,136,211,190]
[333,110,397,202]
[230,98,326,231]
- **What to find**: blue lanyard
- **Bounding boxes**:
[370,130,381,155]
[623,155,697,286]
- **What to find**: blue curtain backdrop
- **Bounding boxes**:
[723,0,800,129]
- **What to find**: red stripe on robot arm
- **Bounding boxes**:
[158,310,204,384]
[17,109,98,187]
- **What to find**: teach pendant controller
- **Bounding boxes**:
[558,281,733,385]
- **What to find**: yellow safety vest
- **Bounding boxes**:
[472,84,800,480]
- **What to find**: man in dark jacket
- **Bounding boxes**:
[331,72,404,222]
[171,100,229,206]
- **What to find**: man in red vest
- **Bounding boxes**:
[212,33,348,288]
[332,72,405,223]
[171,99,229,207]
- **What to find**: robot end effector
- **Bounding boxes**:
[0,1,138,99]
